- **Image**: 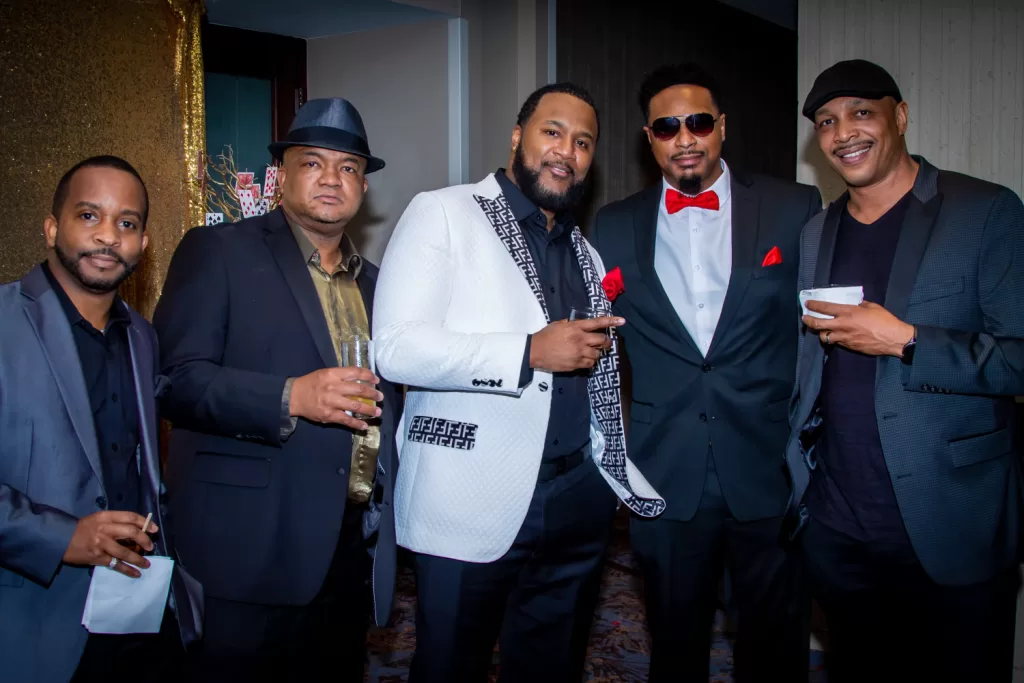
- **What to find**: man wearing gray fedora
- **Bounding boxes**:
[154,98,401,682]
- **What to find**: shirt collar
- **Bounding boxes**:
[287,216,363,278]
[41,261,131,330]
[660,159,732,207]
[494,168,576,237]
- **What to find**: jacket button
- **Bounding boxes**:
[702,364,712,372]
[337,467,346,476]
[699,413,708,422]
[95,496,107,509]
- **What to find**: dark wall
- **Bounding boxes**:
[557,0,799,230]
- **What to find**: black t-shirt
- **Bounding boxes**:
[808,191,914,545]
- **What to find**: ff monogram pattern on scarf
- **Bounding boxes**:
[408,415,478,451]
[473,193,666,518]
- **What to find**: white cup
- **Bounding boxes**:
[799,286,864,320]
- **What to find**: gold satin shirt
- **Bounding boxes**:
[289,220,380,504]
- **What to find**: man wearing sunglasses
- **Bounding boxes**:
[592,62,822,682]
[787,59,1024,682]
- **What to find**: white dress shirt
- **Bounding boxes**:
[654,161,733,357]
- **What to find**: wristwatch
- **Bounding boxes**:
[901,327,917,365]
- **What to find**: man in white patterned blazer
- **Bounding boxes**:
[374,83,664,682]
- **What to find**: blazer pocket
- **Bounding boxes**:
[908,277,965,306]
[407,416,478,451]
[631,401,654,424]
[949,427,1012,468]
[751,265,788,280]
[192,452,271,488]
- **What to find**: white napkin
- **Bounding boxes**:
[799,286,864,319]
[81,556,174,634]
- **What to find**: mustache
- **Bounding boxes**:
[832,142,872,156]
[671,150,704,160]
[543,161,575,177]
[78,248,129,268]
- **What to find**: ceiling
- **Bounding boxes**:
[205,0,455,39]
[205,0,796,41]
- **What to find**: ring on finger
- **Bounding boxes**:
[825,331,832,345]
[108,556,119,570]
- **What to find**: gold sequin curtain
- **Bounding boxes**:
[0,0,205,318]
[170,0,206,232]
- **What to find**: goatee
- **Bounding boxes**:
[55,242,137,294]
[675,176,704,195]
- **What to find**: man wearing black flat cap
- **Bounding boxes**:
[154,98,401,682]
[786,59,1024,682]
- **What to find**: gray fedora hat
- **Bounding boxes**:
[268,98,385,173]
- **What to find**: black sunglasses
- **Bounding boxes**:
[649,113,721,140]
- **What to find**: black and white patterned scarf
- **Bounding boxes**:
[474,192,665,518]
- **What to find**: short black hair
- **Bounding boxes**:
[516,82,600,140]
[638,63,723,122]
[51,155,149,227]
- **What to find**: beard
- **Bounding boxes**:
[511,146,589,214]
[55,241,138,294]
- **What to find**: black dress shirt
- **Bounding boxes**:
[808,191,913,545]
[43,263,141,512]
[495,169,592,461]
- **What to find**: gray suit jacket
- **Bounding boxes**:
[786,156,1024,585]
[0,265,203,683]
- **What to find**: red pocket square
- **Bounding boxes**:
[602,267,625,302]
[761,246,782,268]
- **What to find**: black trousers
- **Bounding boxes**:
[187,506,372,683]
[630,456,809,683]
[72,608,184,683]
[410,458,618,683]
[801,517,1020,683]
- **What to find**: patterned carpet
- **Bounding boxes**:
[367,509,828,682]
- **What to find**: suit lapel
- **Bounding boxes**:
[874,192,943,384]
[633,187,703,359]
[265,212,337,368]
[883,193,943,321]
[472,191,551,320]
[126,323,164,548]
[356,268,376,330]
[20,269,103,486]
[795,199,847,423]
[706,178,759,358]
[812,196,847,289]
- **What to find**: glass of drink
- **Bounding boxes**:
[340,335,377,416]
[569,306,598,322]
[570,307,613,345]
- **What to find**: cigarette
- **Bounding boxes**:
[143,512,153,534]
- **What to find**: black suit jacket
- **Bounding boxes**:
[593,171,821,522]
[787,158,1024,584]
[153,208,400,625]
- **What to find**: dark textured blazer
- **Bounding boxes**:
[593,170,822,522]
[0,266,203,683]
[153,208,400,625]
[786,156,1024,585]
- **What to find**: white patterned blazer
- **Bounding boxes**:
[373,173,664,563]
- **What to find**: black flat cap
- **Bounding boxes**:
[802,59,903,120]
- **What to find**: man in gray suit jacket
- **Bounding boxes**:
[0,156,202,682]
[787,60,1024,682]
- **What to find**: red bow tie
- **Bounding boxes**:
[666,189,720,213]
